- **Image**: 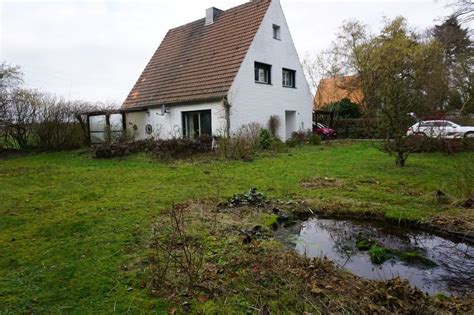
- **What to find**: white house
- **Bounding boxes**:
[90,0,312,143]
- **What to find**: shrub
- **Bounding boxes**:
[308,134,321,145]
[268,115,280,138]
[151,203,206,291]
[322,98,362,119]
[217,135,255,161]
[92,136,212,160]
[33,95,86,151]
[288,130,313,146]
[269,137,288,153]
[239,122,262,147]
[152,135,212,161]
[257,129,272,150]
[216,123,262,161]
[2,89,109,151]
[334,118,382,139]
[286,139,298,148]
[385,135,474,154]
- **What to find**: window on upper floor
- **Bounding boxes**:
[273,24,281,40]
[282,68,296,88]
[255,62,272,84]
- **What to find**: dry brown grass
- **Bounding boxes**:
[145,201,473,314]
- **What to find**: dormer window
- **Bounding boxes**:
[255,62,272,84]
[273,24,281,40]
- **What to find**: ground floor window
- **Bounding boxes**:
[182,110,212,138]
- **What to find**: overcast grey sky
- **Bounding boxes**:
[1,0,454,104]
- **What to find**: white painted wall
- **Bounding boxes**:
[228,0,313,141]
[125,100,227,140]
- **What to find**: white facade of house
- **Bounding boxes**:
[228,0,313,140]
[120,0,312,142]
[125,101,227,140]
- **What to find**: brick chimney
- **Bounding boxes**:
[205,7,222,25]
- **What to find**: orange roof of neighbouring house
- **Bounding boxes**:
[122,0,271,109]
[313,75,364,110]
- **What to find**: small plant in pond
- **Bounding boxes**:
[355,237,377,251]
[400,250,437,267]
[368,245,392,264]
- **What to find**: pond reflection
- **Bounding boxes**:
[275,218,473,296]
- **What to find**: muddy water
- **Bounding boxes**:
[275,218,473,296]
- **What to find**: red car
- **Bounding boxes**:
[313,123,337,139]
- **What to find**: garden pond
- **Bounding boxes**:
[275,217,473,296]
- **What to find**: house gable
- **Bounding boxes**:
[228,0,313,140]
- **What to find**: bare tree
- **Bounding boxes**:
[0,63,24,146]
[448,0,474,24]
[3,89,40,149]
[302,50,342,97]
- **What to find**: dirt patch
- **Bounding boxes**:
[142,201,473,314]
[301,176,345,189]
[429,209,474,240]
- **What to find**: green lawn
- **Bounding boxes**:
[0,142,471,313]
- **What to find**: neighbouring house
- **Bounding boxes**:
[313,75,364,110]
[85,0,312,143]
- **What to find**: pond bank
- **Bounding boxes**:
[302,199,474,244]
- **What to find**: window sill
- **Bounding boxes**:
[255,81,272,85]
[273,38,281,41]
[283,85,297,89]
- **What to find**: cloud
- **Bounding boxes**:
[1,0,452,103]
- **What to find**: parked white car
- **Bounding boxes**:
[406,120,474,139]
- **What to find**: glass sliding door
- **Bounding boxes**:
[182,110,212,138]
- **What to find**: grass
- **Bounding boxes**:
[0,142,471,313]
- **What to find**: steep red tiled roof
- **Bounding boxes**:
[123,0,271,109]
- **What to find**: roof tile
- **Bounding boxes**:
[123,0,271,109]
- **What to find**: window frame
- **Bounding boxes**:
[282,68,296,88]
[182,109,212,138]
[272,24,281,40]
[254,62,272,85]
